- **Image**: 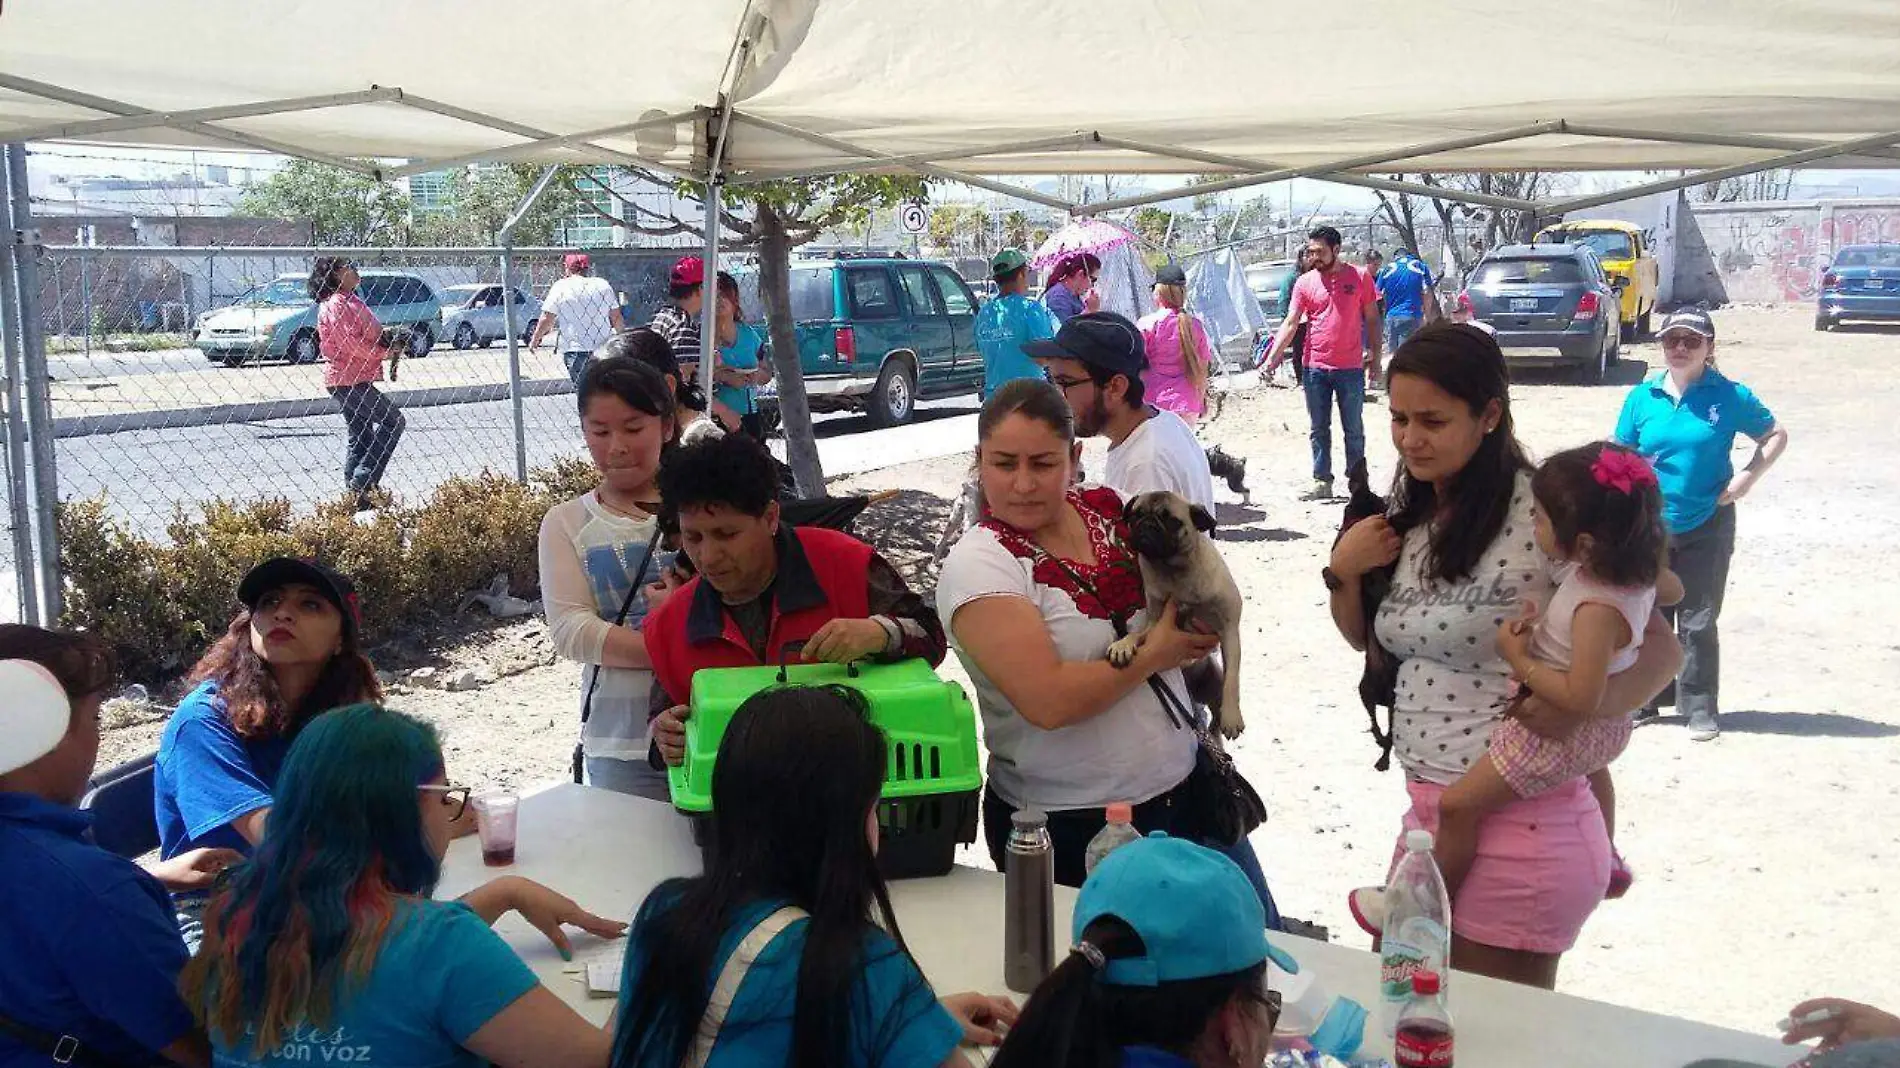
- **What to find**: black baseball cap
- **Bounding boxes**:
[238,557,362,636]
[1023,311,1147,378]
[1656,307,1716,339]
[1154,263,1188,287]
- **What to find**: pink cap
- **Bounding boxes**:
[671,256,705,287]
[1105,802,1133,824]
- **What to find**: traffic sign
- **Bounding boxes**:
[899,202,929,235]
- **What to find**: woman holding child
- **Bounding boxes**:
[1325,323,1682,988]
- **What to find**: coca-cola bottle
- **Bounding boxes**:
[1395,970,1454,1068]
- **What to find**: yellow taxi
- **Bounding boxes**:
[1533,220,1658,340]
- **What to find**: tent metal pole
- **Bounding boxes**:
[1078,121,1566,215]
[1561,124,1900,165]
[1539,128,1900,215]
[4,144,58,622]
[727,113,1077,212]
[394,97,701,181]
[727,133,1099,185]
[384,111,701,179]
[498,165,561,483]
[0,144,40,623]
[2,87,402,144]
[0,74,381,175]
[1094,135,1541,212]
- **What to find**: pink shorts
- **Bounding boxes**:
[1392,777,1610,954]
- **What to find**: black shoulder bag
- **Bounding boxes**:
[987,522,1267,847]
[0,1011,147,1068]
[571,520,667,784]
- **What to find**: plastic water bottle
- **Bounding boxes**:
[1395,970,1455,1067]
[1003,809,1054,994]
[1381,829,1451,1034]
[1084,802,1141,874]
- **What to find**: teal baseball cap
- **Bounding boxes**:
[991,248,1030,276]
[1073,833,1298,986]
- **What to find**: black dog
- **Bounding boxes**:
[1336,458,1400,770]
[1204,444,1250,505]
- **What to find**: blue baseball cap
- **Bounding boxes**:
[1073,833,1297,986]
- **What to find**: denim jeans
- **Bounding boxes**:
[1302,367,1366,483]
[563,350,593,386]
[1385,315,1422,353]
[327,382,405,494]
[1658,504,1737,720]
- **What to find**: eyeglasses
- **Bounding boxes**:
[1045,371,1092,391]
[1661,333,1708,350]
[418,783,471,820]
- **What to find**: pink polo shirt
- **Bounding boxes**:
[1291,263,1377,371]
[316,292,386,388]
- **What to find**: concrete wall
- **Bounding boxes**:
[1691,199,1900,304]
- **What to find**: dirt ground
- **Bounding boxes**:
[100,304,1900,1040]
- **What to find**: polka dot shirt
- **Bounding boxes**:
[1373,474,1558,785]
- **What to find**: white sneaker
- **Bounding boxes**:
[1301,479,1334,501]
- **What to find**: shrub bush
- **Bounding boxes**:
[60,462,600,685]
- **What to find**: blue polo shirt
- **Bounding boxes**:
[206,899,538,1068]
[1376,258,1435,319]
[154,680,294,860]
[0,793,195,1067]
[617,891,962,1068]
[716,322,765,417]
[1614,368,1777,534]
[975,293,1060,396]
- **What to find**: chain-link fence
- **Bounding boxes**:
[34,245,688,542]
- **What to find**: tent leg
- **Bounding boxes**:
[499,165,561,483]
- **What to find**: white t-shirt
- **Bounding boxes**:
[1104,408,1215,512]
[936,489,1197,811]
[537,491,674,760]
[541,274,618,353]
[1372,473,1559,785]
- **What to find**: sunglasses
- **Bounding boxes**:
[1661,333,1708,349]
[418,783,471,820]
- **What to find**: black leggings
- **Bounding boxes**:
[983,778,1191,889]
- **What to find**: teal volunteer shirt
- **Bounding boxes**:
[975,293,1059,397]
[1613,368,1776,534]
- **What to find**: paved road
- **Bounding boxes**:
[54,391,984,536]
[49,341,501,382]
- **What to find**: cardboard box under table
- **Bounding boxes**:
[667,657,981,878]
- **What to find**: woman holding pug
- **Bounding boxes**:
[1326,323,1682,988]
[937,378,1217,887]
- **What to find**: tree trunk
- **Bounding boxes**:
[757,203,826,495]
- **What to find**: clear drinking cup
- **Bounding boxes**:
[472,789,519,866]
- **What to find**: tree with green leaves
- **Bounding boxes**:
[235,159,411,246]
[1002,210,1032,249]
[586,173,930,493]
[408,164,594,247]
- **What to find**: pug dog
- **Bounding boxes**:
[1107,491,1245,739]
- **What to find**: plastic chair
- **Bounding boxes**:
[80,752,159,859]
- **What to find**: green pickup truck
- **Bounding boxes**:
[741,256,987,427]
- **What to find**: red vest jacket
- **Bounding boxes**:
[645,526,876,705]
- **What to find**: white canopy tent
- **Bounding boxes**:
[3,0,1898,623]
[3,0,1900,216]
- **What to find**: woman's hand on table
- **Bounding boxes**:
[144,847,243,892]
[654,704,691,766]
[492,876,627,961]
[1135,600,1221,675]
[1329,516,1401,580]
[1782,998,1900,1051]
[939,992,1019,1046]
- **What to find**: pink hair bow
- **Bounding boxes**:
[1591,449,1657,495]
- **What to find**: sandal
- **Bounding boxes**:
[1348,886,1386,937]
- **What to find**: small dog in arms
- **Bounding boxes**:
[1108,491,1245,739]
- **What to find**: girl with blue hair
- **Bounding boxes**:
[181,704,624,1068]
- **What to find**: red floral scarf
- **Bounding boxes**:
[979,486,1146,623]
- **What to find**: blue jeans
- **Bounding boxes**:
[1302,367,1366,483]
[1386,315,1422,353]
[563,350,593,386]
[1219,836,1284,931]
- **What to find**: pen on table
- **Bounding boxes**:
[1780,1007,1842,1031]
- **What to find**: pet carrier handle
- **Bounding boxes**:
[776,640,861,683]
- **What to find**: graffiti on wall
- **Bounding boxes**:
[1696,203,1900,303]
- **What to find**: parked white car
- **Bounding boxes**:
[439,283,541,349]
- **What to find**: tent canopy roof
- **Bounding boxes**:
[4,0,1899,205]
